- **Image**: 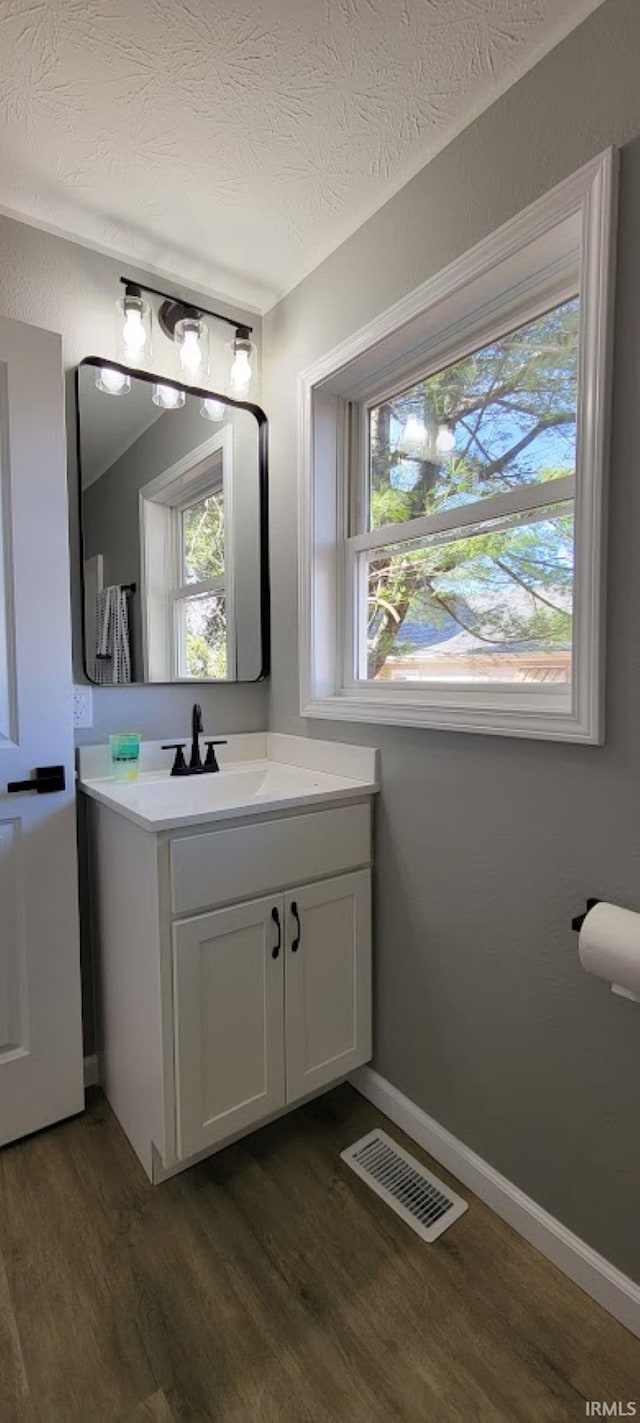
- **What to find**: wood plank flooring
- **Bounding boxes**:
[0,1085,638,1422]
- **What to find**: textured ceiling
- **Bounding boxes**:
[0,0,604,311]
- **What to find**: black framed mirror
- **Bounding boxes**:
[76,358,269,685]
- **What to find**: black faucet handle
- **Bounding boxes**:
[203,739,227,772]
[162,743,188,776]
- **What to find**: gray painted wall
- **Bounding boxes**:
[263,0,640,1279]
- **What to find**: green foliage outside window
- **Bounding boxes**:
[367,299,578,679]
[181,489,227,678]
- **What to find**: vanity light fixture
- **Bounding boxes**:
[95,366,131,396]
[200,397,227,422]
[118,278,254,398]
[117,283,152,365]
[152,382,185,410]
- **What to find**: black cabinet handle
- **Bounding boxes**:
[7,765,65,795]
[271,907,281,959]
[291,901,301,952]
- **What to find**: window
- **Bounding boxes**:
[299,152,616,742]
[354,300,577,688]
[139,427,235,681]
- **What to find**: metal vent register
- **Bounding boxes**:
[341,1130,467,1242]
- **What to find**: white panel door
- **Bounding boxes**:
[173,895,286,1159]
[0,316,83,1146]
[285,870,372,1104]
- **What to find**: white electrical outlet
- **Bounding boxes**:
[72,684,93,729]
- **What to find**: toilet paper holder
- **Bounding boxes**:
[571,898,601,932]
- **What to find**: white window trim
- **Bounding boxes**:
[139,426,236,682]
[298,150,618,743]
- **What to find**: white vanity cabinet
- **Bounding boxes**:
[173,869,371,1161]
[83,744,376,1185]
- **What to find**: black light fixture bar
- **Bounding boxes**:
[119,276,252,337]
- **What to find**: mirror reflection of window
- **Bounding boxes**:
[138,428,235,683]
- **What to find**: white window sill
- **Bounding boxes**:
[301,689,601,743]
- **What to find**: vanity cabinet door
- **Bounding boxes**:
[284,870,372,1105]
[172,895,286,1159]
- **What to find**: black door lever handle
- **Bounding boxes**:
[7,765,65,795]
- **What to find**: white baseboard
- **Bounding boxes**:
[83,1054,100,1089]
[351,1066,640,1340]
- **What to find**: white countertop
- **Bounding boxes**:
[78,733,378,832]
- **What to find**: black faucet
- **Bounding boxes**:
[162,704,227,777]
[190,703,203,771]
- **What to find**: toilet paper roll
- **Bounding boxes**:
[579,901,640,1003]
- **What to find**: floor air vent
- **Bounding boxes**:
[341,1129,468,1243]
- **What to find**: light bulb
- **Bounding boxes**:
[95,366,131,396]
[398,415,428,456]
[230,348,251,394]
[180,328,202,372]
[122,306,146,356]
[116,285,152,366]
[436,422,456,455]
[200,398,226,421]
[175,313,208,377]
[152,383,185,410]
[228,330,254,398]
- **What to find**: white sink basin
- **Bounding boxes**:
[79,747,378,831]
